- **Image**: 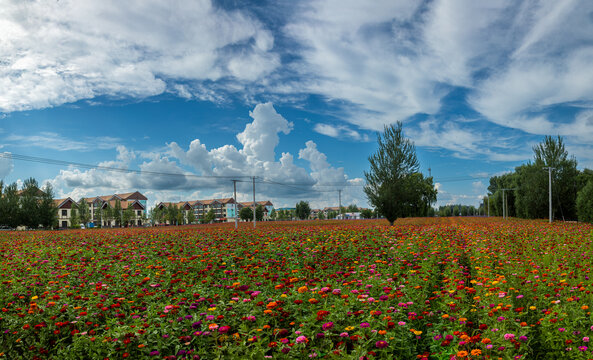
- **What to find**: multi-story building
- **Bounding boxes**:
[54,197,76,228]
[238,200,274,220]
[55,191,147,228]
[155,198,273,223]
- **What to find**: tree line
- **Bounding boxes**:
[485,136,593,222]
[0,178,57,229]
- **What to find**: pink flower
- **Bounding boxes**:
[360,322,370,328]
[398,321,406,326]
[322,322,334,331]
[296,335,308,344]
[583,337,590,342]
[504,333,515,341]
[375,340,388,348]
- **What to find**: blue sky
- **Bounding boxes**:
[1,0,593,209]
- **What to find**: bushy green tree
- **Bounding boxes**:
[69,208,80,229]
[269,208,276,221]
[295,201,311,220]
[577,180,593,223]
[77,198,91,227]
[240,206,253,221]
[122,207,134,226]
[255,204,264,221]
[360,208,373,219]
[113,200,123,227]
[187,210,195,224]
[39,183,57,228]
[204,209,216,223]
[364,122,437,225]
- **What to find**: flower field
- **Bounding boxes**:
[1,218,593,359]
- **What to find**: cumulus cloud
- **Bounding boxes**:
[0,0,279,112]
[47,103,366,208]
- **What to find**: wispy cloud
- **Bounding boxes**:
[313,123,369,142]
[4,132,121,151]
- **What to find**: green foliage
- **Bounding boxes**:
[255,204,264,222]
[77,198,91,226]
[360,208,373,219]
[364,122,436,225]
[269,208,276,220]
[69,208,80,229]
[317,211,325,220]
[490,136,581,221]
[186,209,196,224]
[204,209,216,223]
[346,204,359,212]
[122,207,134,226]
[327,210,337,219]
[239,206,253,221]
[113,200,123,227]
[577,180,593,223]
[295,201,311,220]
[39,183,57,228]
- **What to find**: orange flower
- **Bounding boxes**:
[266,302,278,309]
[456,351,468,358]
[298,286,308,293]
[470,349,481,356]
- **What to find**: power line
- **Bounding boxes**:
[0,153,253,180]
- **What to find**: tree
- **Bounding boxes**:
[39,183,57,229]
[347,204,359,212]
[103,206,113,227]
[19,177,40,228]
[77,198,91,227]
[204,209,216,224]
[239,206,253,221]
[295,201,311,220]
[122,207,134,226]
[317,211,325,220]
[0,182,20,228]
[327,210,337,219]
[187,209,195,224]
[577,180,593,223]
[269,208,276,221]
[255,204,264,222]
[513,136,578,220]
[70,208,80,229]
[364,122,437,225]
[360,208,373,219]
[113,200,123,227]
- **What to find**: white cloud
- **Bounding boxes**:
[313,123,369,141]
[47,103,369,208]
[4,132,121,151]
[0,152,14,179]
[0,0,279,112]
[237,102,293,162]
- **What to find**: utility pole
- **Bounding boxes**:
[232,180,238,229]
[500,188,516,220]
[543,167,554,223]
[338,189,342,220]
[252,176,256,228]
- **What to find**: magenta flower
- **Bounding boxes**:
[322,322,334,331]
[375,340,388,348]
[360,322,370,328]
[504,333,515,340]
[296,335,308,344]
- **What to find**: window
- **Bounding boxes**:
[62,210,67,216]
[137,210,142,216]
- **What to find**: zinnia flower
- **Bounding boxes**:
[375,340,388,348]
[296,335,308,344]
